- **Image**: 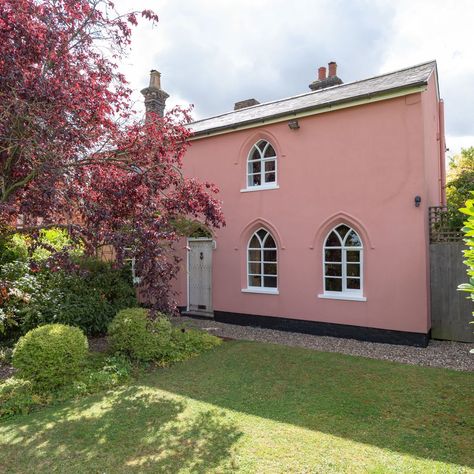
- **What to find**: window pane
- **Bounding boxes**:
[250,161,261,173]
[264,276,277,288]
[249,275,262,287]
[325,231,341,247]
[249,249,260,260]
[263,250,277,262]
[251,174,261,186]
[263,235,276,248]
[250,148,261,160]
[347,264,360,277]
[345,230,362,247]
[347,278,360,290]
[249,262,261,274]
[325,278,342,291]
[324,249,341,262]
[264,144,276,158]
[263,263,277,275]
[264,172,276,183]
[325,263,342,277]
[264,160,275,172]
[257,229,268,240]
[346,250,360,262]
[257,141,266,152]
[249,235,260,248]
[336,224,350,239]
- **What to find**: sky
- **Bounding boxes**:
[116,0,474,156]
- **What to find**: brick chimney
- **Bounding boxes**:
[141,69,169,118]
[234,98,260,111]
[309,61,343,91]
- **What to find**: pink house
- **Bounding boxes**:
[144,60,446,346]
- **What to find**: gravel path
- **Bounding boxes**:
[176,316,474,372]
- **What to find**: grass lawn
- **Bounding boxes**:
[0,340,473,473]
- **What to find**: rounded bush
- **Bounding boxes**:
[171,328,222,361]
[108,308,171,362]
[12,324,88,389]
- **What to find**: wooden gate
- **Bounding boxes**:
[429,207,473,342]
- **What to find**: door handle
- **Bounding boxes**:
[200,252,204,260]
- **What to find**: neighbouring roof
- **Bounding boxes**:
[188,60,437,137]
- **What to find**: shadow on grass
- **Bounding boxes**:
[0,386,242,473]
[143,341,474,469]
[1,341,472,471]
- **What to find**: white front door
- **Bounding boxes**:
[188,239,213,314]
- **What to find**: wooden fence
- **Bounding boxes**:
[429,206,464,243]
[429,207,473,342]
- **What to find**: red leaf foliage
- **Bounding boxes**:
[0,0,224,312]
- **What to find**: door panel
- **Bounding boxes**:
[188,240,213,314]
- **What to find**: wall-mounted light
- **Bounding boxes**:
[288,119,300,130]
[414,195,421,207]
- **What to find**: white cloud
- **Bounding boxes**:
[116,0,474,153]
[377,0,474,153]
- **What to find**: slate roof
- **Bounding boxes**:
[188,60,437,136]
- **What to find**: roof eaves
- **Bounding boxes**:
[191,80,429,138]
[188,60,437,131]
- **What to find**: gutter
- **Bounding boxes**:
[189,82,428,141]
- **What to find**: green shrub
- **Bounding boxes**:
[108,308,170,362]
[0,353,133,420]
[458,192,474,348]
[446,147,474,230]
[53,354,133,400]
[0,346,13,365]
[0,228,83,265]
[35,261,135,336]
[12,324,88,389]
[0,233,29,265]
[31,228,83,262]
[1,258,137,340]
[21,269,114,336]
[83,355,132,390]
[0,261,37,341]
[109,308,222,363]
[0,377,46,418]
[170,327,222,361]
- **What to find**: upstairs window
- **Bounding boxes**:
[247,228,278,290]
[323,225,363,296]
[247,140,277,188]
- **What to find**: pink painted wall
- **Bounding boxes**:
[175,82,445,335]
[422,72,444,208]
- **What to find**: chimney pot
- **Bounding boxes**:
[149,69,161,89]
[141,68,169,119]
[309,61,343,91]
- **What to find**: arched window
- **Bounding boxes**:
[247,140,277,188]
[247,228,278,290]
[323,224,363,295]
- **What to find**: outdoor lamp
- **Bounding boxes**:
[288,119,300,130]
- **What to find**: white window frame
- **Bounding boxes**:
[243,140,278,191]
[318,225,366,302]
[243,227,279,294]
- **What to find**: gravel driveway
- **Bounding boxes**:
[176,316,474,372]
